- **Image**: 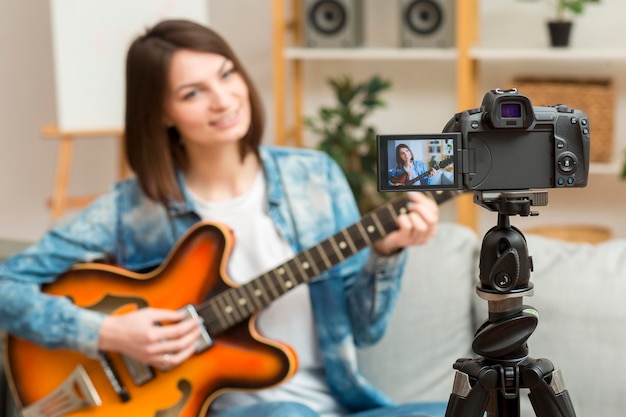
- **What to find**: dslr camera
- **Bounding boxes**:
[377,88,590,192]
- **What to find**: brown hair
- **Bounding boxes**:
[124,19,265,205]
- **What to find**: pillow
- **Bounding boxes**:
[514,234,626,417]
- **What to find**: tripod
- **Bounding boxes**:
[444,190,577,417]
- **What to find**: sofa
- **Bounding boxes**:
[357,221,626,417]
[2,222,626,417]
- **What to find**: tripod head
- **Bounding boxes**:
[472,190,548,360]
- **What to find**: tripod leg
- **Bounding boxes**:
[522,359,577,417]
[444,359,498,417]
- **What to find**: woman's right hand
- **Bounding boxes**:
[98,307,203,370]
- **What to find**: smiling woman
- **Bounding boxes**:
[1,18,442,417]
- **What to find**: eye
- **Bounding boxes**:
[182,89,199,100]
[222,67,237,79]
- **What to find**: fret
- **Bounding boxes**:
[291,254,314,282]
[267,270,289,296]
[204,301,227,335]
[355,221,373,247]
[279,262,300,287]
[233,288,253,316]
[320,239,341,266]
[312,244,332,270]
[370,212,386,239]
[261,273,281,299]
[327,236,346,264]
[272,268,289,293]
[302,249,322,276]
[333,233,356,258]
[215,294,237,326]
[242,281,263,310]
[222,289,245,322]
[340,229,359,254]
[382,203,399,225]
[248,280,271,306]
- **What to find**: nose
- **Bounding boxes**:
[209,84,231,110]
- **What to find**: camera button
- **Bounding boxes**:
[570,117,578,124]
[556,104,574,113]
[581,118,588,126]
[558,178,565,186]
[558,154,577,173]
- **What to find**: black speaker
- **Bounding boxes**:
[399,0,455,48]
[302,0,363,47]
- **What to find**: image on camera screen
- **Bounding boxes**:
[377,133,461,192]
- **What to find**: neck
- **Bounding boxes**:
[184,144,260,202]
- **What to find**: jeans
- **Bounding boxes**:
[212,401,448,417]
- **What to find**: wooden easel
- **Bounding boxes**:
[41,125,127,220]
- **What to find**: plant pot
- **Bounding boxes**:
[547,21,573,47]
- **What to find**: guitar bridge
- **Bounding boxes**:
[21,365,101,417]
[179,304,213,352]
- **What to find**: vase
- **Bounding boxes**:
[547,21,573,47]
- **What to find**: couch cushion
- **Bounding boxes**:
[357,222,480,404]
[514,234,626,417]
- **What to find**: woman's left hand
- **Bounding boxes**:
[372,192,439,256]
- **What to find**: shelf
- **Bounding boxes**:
[470,47,626,62]
[284,47,457,61]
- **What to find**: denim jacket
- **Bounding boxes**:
[0,145,407,411]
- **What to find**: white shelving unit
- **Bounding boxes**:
[272,0,626,233]
[470,47,626,61]
[284,47,457,61]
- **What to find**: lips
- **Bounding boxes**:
[209,109,240,128]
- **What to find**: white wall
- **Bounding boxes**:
[1,0,625,242]
[0,0,274,242]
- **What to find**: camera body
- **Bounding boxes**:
[377,88,590,193]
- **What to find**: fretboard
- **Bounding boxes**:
[196,194,411,336]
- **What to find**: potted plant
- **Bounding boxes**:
[303,75,392,214]
[520,0,601,47]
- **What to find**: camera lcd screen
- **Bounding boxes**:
[377,133,460,192]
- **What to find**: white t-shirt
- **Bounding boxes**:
[189,173,345,416]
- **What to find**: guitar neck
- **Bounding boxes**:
[197,195,411,336]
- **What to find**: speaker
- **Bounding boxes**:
[302,0,363,47]
[399,0,455,48]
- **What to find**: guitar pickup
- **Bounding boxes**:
[179,304,213,352]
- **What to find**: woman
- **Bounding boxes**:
[0,20,442,417]
[388,144,435,186]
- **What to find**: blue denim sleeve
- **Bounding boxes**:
[0,190,121,357]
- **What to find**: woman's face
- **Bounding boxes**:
[399,146,412,163]
[163,49,251,147]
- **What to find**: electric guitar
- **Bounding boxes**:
[389,157,454,186]
[4,191,458,417]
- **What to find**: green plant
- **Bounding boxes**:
[520,0,601,21]
[303,75,392,213]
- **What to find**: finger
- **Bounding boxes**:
[157,342,197,371]
[159,317,202,341]
[147,308,187,323]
